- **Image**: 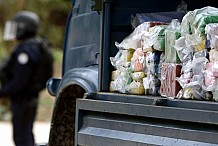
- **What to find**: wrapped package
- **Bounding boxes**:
[148,75,161,95]
[131,48,146,72]
[185,33,206,52]
[110,50,133,93]
[143,77,149,95]
[131,11,185,28]
[111,70,121,81]
[193,6,218,34]
[205,23,218,49]
[110,49,134,70]
[177,73,206,100]
[146,51,155,75]
[177,88,195,100]
[165,19,181,63]
[213,89,218,102]
[181,6,218,35]
[110,69,132,93]
[213,78,218,102]
[212,61,218,77]
[143,75,160,95]
[202,62,216,91]
[142,25,168,52]
[177,87,209,100]
[146,51,163,77]
[192,50,209,76]
[209,49,218,62]
[160,63,182,97]
[174,36,195,63]
[115,22,152,50]
[131,72,145,81]
[129,80,145,95]
[109,81,117,92]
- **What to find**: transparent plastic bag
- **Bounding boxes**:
[110,49,134,70]
[115,22,151,50]
[129,80,145,95]
[111,69,132,93]
[142,25,168,52]
[205,23,218,49]
[165,19,181,63]
[131,48,146,72]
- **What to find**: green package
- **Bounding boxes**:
[165,29,181,63]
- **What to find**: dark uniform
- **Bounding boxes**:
[0,39,41,146]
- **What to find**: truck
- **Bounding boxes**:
[46,0,218,145]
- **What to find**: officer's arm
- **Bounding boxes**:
[0,52,33,97]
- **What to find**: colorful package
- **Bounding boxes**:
[131,48,146,72]
[142,25,168,52]
[165,19,181,63]
[160,63,182,97]
[129,80,145,95]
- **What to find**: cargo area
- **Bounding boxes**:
[75,0,218,145]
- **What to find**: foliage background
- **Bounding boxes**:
[0,0,72,121]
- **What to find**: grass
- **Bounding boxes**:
[37,89,55,121]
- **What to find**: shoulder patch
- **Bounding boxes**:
[17,53,29,65]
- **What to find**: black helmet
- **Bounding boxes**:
[13,11,40,40]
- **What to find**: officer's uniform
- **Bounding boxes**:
[0,38,41,146]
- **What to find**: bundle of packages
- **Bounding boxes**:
[110,21,149,94]
[141,25,167,95]
[143,51,163,95]
[175,7,218,101]
[159,19,183,98]
[111,20,167,95]
[110,8,191,96]
[110,49,134,93]
[129,48,146,95]
[205,23,218,101]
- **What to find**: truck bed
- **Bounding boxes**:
[75,0,218,145]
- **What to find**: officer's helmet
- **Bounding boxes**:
[3,11,40,41]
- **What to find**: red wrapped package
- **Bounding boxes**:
[160,63,182,97]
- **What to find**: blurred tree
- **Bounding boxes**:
[0,0,71,48]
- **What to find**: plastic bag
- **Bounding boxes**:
[192,51,208,76]
[131,48,146,72]
[142,25,168,52]
[202,62,216,92]
[110,69,132,93]
[181,6,218,35]
[115,22,151,50]
[129,80,145,95]
[165,19,181,63]
[110,49,134,70]
[205,23,218,49]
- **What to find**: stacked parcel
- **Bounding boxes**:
[110,6,218,102]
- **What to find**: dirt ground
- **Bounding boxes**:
[0,121,51,146]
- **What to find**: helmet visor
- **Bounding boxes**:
[3,21,17,41]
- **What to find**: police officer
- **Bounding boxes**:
[0,11,42,146]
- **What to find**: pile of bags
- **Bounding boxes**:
[110,6,218,102]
